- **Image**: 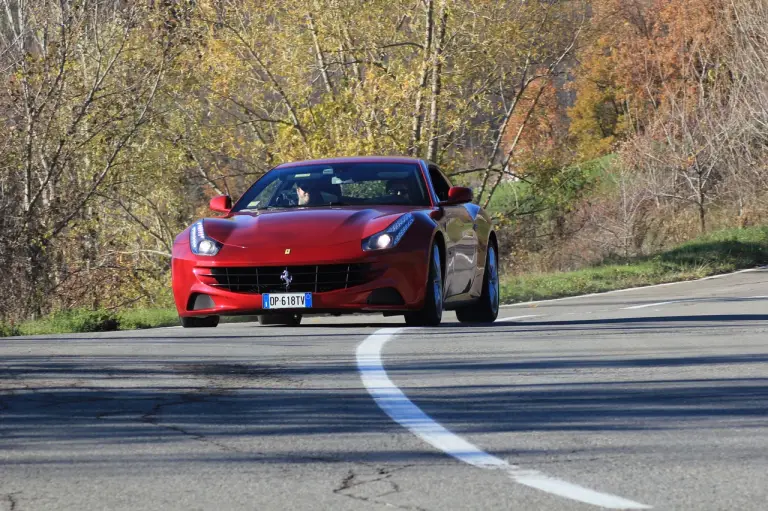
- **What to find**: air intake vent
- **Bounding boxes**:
[201,264,374,294]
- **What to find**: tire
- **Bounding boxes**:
[455,241,500,323]
[404,242,444,327]
[180,315,220,328]
[257,313,303,326]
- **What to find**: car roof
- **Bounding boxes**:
[275,156,424,169]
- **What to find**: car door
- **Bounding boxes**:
[428,165,478,298]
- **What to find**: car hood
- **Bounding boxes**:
[203,207,416,248]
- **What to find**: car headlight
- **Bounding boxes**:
[362,213,415,251]
[189,220,222,256]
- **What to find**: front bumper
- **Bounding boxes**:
[172,242,430,317]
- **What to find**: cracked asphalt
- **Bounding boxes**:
[2,270,768,510]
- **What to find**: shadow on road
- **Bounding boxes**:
[2,312,768,465]
[8,313,768,343]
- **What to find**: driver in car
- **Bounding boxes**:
[296,181,313,206]
[297,179,343,206]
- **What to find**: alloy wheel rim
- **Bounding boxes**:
[488,246,499,314]
[433,249,443,312]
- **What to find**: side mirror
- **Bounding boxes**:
[439,186,473,206]
[209,195,232,213]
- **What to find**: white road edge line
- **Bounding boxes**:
[356,321,652,510]
[621,300,681,310]
[501,266,765,309]
[622,295,768,310]
[497,314,543,321]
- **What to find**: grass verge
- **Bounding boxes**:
[1,308,262,337]
[500,225,768,303]
[3,308,180,337]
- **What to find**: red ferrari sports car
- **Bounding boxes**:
[172,156,499,327]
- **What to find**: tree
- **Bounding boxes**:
[0,1,179,317]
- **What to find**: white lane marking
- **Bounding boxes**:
[356,324,652,509]
[500,266,766,309]
[496,314,542,321]
[622,295,768,310]
[621,300,681,310]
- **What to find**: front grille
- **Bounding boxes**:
[202,264,373,294]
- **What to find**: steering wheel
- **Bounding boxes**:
[273,190,298,207]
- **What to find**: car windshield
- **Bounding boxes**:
[232,162,430,211]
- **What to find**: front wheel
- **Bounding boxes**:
[404,242,443,327]
[258,313,302,326]
[180,315,220,328]
[456,242,500,323]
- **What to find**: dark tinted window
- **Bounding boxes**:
[429,165,451,202]
[233,162,430,211]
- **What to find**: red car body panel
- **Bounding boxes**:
[171,157,494,318]
[202,207,416,250]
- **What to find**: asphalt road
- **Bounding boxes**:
[2,270,768,510]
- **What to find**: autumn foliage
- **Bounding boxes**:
[1,0,767,321]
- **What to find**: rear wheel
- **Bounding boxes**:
[257,313,303,326]
[180,315,220,328]
[405,243,443,327]
[456,242,500,323]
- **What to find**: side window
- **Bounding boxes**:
[429,165,451,202]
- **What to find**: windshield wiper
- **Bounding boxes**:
[238,206,281,212]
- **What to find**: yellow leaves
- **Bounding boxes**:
[568,75,621,161]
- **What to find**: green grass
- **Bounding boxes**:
[0,307,267,337]
[2,308,180,337]
[117,308,180,330]
[0,322,21,337]
[500,225,768,303]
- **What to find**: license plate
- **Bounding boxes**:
[262,292,313,309]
